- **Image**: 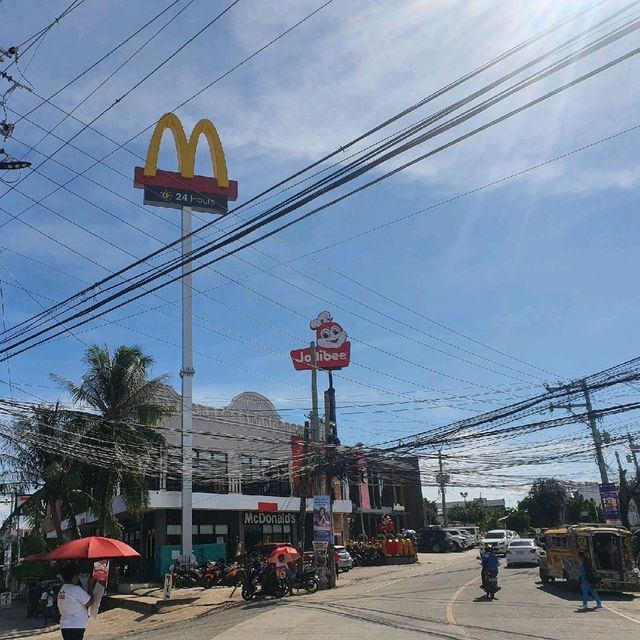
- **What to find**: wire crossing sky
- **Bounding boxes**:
[2,0,640,505]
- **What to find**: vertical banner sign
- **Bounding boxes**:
[313,495,332,543]
[599,483,622,524]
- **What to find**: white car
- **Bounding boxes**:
[505,539,544,566]
[444,529,473,550]
[480,529,520,555]
[334,545,353,572]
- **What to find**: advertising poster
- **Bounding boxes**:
[313,495,331,543]
[92,559,109,583]
[599,483,622,524]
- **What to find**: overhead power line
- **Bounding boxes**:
[3,25,639,362]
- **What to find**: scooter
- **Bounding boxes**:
[201,561,243,588]
[241,563,287,601]
[288,566,319,594]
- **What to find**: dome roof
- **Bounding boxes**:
[226,391,281,420]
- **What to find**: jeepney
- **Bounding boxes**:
[539,524,640,592]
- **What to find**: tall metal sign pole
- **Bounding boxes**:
[180,205,194,560]
[290,312,351,590]
[135,113,237,562]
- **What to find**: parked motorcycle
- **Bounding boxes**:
[172,565,201,588]
[241,562,287,600]
[288,566,319,595]
[201,561,243,588]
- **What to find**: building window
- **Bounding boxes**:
[167,524,181,536]
[193,450,229,493]
[241,456,290,496]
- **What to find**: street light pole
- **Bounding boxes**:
[439,451,448,527]
[460,492,468,523]
[181,206,194,563]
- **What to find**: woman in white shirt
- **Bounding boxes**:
[57,562,93,640]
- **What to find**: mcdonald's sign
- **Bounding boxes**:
[134,112,237,214]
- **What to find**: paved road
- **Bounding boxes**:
[120,552,640,639]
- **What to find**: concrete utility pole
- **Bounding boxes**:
[181,206,194,562]
[628,433,640,476]
[581,379,609,484]
[324,371,337,589]
[310,342,320,444]
[297,422,310,561]
[439,450,448,527]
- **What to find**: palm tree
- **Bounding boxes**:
[0,405,99,545]
[54,344,172,537]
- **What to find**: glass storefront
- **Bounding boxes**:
[243,512,296,550]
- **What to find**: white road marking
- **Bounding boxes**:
[604,604,640,625]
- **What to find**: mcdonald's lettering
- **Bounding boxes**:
[134,112,237,213]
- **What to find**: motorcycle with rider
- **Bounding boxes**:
[480,544,501,600]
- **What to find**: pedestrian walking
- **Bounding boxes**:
[57,562,93,640]
[578,550,603,611]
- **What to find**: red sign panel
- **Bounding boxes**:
[291,311,351,371]
[258,501,278,512]
[290,343,351,370]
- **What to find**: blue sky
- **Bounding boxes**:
[2,0,640,508]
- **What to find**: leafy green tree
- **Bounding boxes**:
[617,471,640,529]
[565,494,602,524]
[504,509,530,534]
[518,478,567,528]
[55,345,171,536]
[447,501,483,525]
[0,405,99,544]
[422,498,438,525]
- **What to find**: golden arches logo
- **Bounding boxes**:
[143,112,229,188]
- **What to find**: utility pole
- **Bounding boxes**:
[180,205,194,563]
[628,433,640,476]
[310,342,320,444]
[438,450,448,527]
[297,422,310,562]
[324,371,337,589]
[581,379,609,484]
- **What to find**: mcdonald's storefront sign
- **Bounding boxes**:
[134,112,237,214]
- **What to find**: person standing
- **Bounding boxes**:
[41,587,55,626]
[57,562,93,640]
[578,550,603,611]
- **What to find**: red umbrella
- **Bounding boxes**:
[43,536,140,561]
[23,552,48,562]
[267,545,300,564]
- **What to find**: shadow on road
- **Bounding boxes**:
[537,581,637,603]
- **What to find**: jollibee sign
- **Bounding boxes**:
[290,311,351,371]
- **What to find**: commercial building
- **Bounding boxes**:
[47,387,425,578]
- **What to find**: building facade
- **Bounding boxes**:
[48,387,425,577]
